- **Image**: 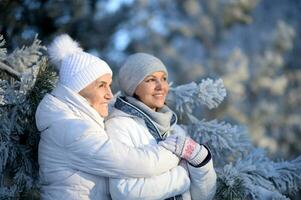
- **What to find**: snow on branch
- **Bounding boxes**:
[0,62,21,79]
[0,34,51,199]
[0,80,23,106]
[166,78,226,118]
[183,119,251,166]
[0,35,7,61]
[6,35,45,74]
[198,78,227,109]
[0,185,17,199]
[272,155,301,195]
[217,149,301,200]
[0,34,46,81]
[167,82,197,114]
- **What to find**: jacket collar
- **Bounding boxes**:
[51,84,105,128]
[114,96,177,142]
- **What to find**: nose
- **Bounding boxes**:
[105,86,113,100]
[155,80,163,90]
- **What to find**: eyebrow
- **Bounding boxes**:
[145,74,167,79]
[95,80,111,85]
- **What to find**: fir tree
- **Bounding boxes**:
[0,33,300,199]
[0,35,56,199]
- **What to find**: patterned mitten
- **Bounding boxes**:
[160,134,209,166]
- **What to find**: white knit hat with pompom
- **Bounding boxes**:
[48,34,112,92]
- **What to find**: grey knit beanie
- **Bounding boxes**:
[118,53,168,96]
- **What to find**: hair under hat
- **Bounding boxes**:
[48,34,112,93]
[118,53,168,96]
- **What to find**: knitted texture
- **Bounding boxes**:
[48,34,112,92]
[118,53,168,96]
[160,134,209,166]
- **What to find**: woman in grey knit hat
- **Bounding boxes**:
[106,53,217,200]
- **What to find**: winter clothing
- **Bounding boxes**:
[160,134,210,167]
[113,96,184,200]
[118,53,168,96]
[48,34,112,92]
[125,96,175,138]
[105,96,217,200]
[36,84,180,200]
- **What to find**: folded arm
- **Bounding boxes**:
[109,165,190,200]
[188,153,217,200]
[64,119,179,178]
[106,117,191,199]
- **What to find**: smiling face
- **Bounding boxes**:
[134,71,169,111]
[79,73,113,117]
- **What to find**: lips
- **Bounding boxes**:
[153,93,165,96]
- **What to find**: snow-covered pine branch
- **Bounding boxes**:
[0,34,55,199]
[198,78,227,109]
[0,35,7,60]
[6,35,45,74]
[0,36,20,78]
[271,155,301,195]
[216,149,301,200]
[182,118,251,166]
[166,78,226,118]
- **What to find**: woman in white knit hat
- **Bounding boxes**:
[36,35,188,200]
[106,53,217,200]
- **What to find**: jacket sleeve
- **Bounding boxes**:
[106,117,190,200]
[173,125,217,200]
[109,165,190,200]
[188,159,217,200]
[63,119,180,178]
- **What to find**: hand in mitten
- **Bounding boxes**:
[160,134,210,167]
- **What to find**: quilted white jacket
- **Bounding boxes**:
[35,84,182,200]
[105,105,217,200]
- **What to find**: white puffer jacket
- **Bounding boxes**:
[105,105,217,200]
[35,84,183,200]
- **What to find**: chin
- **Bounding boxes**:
[99,111,108,117]
[155,104,165,109]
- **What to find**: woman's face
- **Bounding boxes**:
[79,73,113,117]
[134,71,169,111]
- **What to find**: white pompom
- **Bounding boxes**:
[48,34,83,68]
